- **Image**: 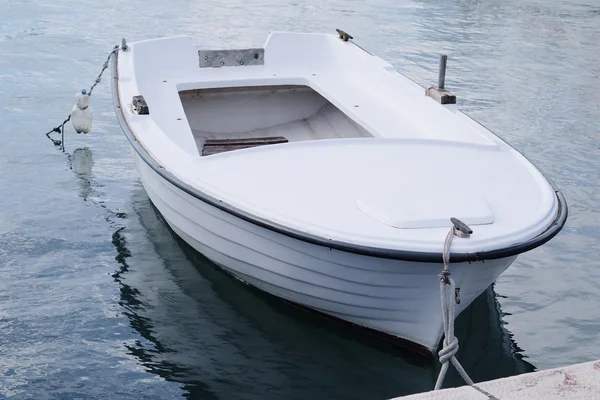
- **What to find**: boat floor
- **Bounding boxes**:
[192,103,371,153]
[179,86,372,155]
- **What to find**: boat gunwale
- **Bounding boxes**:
[111,47,568,264]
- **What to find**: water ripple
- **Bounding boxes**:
[1,0,598,398]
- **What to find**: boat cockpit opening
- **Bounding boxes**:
[179,85,373,156]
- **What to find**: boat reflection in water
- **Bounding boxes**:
[103,185,535,399]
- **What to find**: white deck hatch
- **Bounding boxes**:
[357,190,495,229]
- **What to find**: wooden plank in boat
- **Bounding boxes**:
[202,136,288,156]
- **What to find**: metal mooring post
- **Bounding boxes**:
[426,54,456,105]
[438,55,447,90]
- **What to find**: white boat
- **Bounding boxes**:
[110,31,567,356]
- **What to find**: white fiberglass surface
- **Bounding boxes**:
[119,34,558,253]
[190,138,557,253]
[124,33,500,163]
[356,189,495,229]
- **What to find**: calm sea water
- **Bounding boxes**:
[1,0,599,398]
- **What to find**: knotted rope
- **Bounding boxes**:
[435,219,474,390]
[434,220,501,400]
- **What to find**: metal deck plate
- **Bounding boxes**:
[198,48,264,68]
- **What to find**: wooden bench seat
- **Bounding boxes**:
[202,136,289,156]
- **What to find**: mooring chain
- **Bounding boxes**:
[434,218,500,400]
[44,115,71,147]
[44,44,119,150]
[88,45,119,97]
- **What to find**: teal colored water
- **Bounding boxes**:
[1,0,599,398]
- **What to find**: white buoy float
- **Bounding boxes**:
[70,89,93,134]
[45,45,120,149]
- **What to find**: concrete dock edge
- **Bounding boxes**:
[390,359,600,399]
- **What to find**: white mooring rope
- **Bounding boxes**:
[434,225,474,390]
[434,221,500,400]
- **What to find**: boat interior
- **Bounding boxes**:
[112,34,564,253]
[179,85,373,156]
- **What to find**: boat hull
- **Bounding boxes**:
[132,152,517,356]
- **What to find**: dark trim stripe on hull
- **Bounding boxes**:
[111,48,568,264]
